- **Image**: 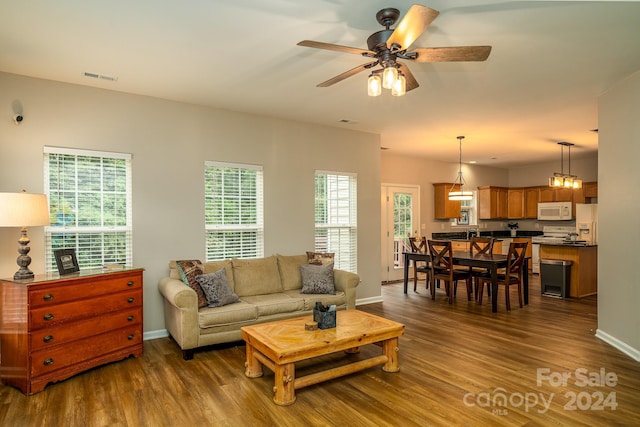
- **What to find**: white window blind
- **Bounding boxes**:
[43,146,133,271]
[205,161,264,261]
[314,171,357,272]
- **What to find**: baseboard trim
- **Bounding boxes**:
[595,328,640,362]
[144,329,169,341]
[356,295,384,306]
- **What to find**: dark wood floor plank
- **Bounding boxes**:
[1,275,639,426]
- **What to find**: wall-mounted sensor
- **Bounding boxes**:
[13,114,23,124]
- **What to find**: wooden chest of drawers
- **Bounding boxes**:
[0,268,144,394]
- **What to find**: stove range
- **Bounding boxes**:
[531,226,576,273]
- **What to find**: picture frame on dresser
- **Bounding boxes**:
[54,248,80,275]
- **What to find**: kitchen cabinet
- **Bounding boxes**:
[0,268,144,394]
[478,186,508,219]
[524,187,540,219]
[539,245,597,298]
[433,183,461,219]
[539,186,572,203]
[584,182,598,198]
[507,188,525,219]
[450,240,502,254]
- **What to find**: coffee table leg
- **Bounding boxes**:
[381,337,400,373]
[273,362,296,406]
[244,343,263,378]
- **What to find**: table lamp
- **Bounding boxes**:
[0,191,50,280]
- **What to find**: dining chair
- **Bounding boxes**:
[468,236,495,299]
[409,236,430,292]
[428,240,472,304]
[476,241,528,311]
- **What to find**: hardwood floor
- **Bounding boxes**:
[2,275,639,426]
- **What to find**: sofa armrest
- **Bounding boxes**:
[158,277,199,352]
[333,269,360,309]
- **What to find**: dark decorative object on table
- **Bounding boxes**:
[313,302,336,329]
[54,248,80,275]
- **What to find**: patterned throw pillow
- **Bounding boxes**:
[195,268,240,308]
[175,260,208,308]
[300,263,335,295]
[306,251,335,266]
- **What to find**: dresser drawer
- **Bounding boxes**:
[30,307,142,351]
[29,271,142,308]
[31,326,142,377]
[30,289,142,330]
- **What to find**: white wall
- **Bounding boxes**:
[597,69,640,360]
[0,72,382,334]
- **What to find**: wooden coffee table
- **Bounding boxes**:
[241,309,405,405]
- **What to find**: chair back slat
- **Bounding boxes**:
[470,237,494,255]
[507,241,528,276]
[409,236,427,254]
[428,240,453,272]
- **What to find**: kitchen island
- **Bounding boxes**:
[539,244,597,298]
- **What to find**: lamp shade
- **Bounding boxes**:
[0,192,50,227]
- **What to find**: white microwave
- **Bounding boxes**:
[538,202,572,221]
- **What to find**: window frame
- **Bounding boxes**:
[43,146,133,272]
[204,160,264,261]
[314,170,357,273]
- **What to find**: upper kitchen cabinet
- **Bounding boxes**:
[507,188,525,219]
[539,186,572,203]
[433,183,461,219]
[584,182,598,198]
[478,186,508,219]
[524,187,540,219]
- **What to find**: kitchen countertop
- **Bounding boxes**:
[539,242,597,247]
[432,230,543,240]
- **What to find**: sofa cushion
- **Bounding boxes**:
[195,269,240,308]
[300,263,335,294]
[306,251,335,266]
[283,290,347,311]
[240,293,305,316]
[198,301,258,329]
[232,256,282,297]
[276,254,308,291]
[201,259,235,291]
[175,260,208,308]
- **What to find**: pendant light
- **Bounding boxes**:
[449,136,473,201]
[548,142,582,189]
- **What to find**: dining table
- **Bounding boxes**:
[402,251,529,313]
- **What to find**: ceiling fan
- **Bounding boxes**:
[297,4,492,96]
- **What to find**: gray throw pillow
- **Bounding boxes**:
[300,263,335,294]
[195,268,240,308]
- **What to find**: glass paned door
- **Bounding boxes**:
[381,185,420,283]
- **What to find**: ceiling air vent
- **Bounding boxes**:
[84,71,118,82]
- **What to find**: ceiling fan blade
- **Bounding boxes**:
[386,5,439,51]
[297,40,372,56]
[409,46,492,62]
[316,62,378,87]
[397,63,419,91]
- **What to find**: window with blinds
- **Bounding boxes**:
[205,161,264,261]
[43,147,132,271]
[314,171,357,273]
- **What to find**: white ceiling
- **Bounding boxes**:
[2,1,640,167]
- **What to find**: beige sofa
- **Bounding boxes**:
[158,254,360,359]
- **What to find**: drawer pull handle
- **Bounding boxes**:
[128,334,135,340]
[127,297,135,303]
[43,335,54,343]
[43,358,54,366]
[127,315,134,321]
[43,294,53,301]
[127,281,135,287]
[43,313,54,321]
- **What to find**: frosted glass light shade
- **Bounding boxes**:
[368,74,382,96]
[382,66,398,89]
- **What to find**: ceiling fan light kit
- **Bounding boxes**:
[297,4,492,97]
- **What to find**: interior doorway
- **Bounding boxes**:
[381,184,420,283]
